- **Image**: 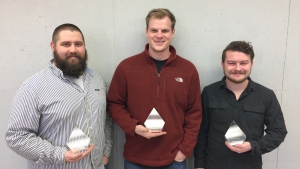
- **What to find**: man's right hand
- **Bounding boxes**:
[135,125,166,139]
[65,144,94,163]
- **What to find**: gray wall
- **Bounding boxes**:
[0,0,299,168]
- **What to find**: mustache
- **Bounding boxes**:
[66,54,81,59]
[230,70,246,74]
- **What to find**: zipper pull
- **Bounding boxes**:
[158,73,160,85]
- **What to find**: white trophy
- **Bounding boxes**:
[66,126,91,153]
[144,108,165,132]
[225,120,246,145]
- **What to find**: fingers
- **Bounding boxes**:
[147,132,166,138]
[65,151,83,162]
[81,144,94,156]
[65,144,94,163]
[135,128,167,139]
[102,156,109,165]
[174,150,186,162]
[224,141,251,153]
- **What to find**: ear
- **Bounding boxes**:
[145,28,148,37]
[171,28,175,38]
[221,62,225,69]
[50,42,55,53]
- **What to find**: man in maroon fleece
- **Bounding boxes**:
[107,8,202,169]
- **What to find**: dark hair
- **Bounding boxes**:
[146,8,176,30]
[52,23,85,44]
[222,41,255,62]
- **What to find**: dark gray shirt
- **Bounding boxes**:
[194,77,287,169]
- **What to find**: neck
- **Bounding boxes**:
[148,48,170,61]
[225,78,249,93]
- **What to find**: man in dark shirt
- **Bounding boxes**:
[194,41,287,169]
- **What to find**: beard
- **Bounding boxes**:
[53,49,88,78]
[224,70,250,84]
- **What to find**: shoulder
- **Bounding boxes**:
[15,68,52,97]
[22,68,52,88]
[251,80,274,95]
[175,55,197,69]
[86,67,106,84]
[119,52,144,66]
[203,81,222,91]
[169,55,198,77]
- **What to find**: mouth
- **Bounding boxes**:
[154,40,165,45]
[67,55,79,59]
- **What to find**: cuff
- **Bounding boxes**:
[178,144,192,158]
[129,119,139,136]
[194,158,205,168]
[53,147,68,164]
[249,140,262,156]
[103,146,111,157]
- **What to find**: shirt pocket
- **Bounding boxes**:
[209,101,229,125]
[242,104,265,128]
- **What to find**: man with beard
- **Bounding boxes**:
[107,8,201,169]
[6,23,112,169]
[194,41,287,169]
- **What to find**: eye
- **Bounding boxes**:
[228,62,235,66]
[162,29,170,33]
[151,29,157,33]
[75,42,83,47]
[240,61,249,65]
[62,43,70,47]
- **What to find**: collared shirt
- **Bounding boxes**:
[194,77,287,169]
[6,61,112,169]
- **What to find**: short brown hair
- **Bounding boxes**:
[146,8,176,30]
[52,23,85,44]
[222,41,255,62]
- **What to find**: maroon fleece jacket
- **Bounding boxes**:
[107,44,202,166]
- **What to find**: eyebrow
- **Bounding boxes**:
[60,41,83,43]
[227,60,249,62]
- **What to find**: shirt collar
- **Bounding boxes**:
[219,76,256,92]
[143,44,177,64]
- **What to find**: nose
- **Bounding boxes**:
[69,44,77,53]
[236,63,241,70]
[156,31,162,38]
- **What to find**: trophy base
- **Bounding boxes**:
[149,129,163,133]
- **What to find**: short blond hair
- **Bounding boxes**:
[146,8,176,30]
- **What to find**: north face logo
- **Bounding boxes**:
[175,77,183,82]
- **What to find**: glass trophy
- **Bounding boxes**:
[66,126,91,153]
[225,120,246,145]
[144,108,165,133]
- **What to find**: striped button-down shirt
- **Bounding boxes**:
[6,61,112,169]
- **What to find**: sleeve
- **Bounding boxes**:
[5,85,67,165]
[103,80,113,157]
[177,69,202,157]
[194,87,209,168]
[103,113,113,157]
[249,90,288,156]
[107,63,139,136]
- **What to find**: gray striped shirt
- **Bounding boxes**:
[6,61,112,169]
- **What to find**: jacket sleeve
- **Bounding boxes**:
[5,85,67,165]
[177,69,202,157]
[249,90,287,156]
[194,87,209,168]
[107,63,139,136]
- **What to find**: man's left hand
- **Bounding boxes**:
[175,150,186,162]
[103,156,109,165]
[225,141,252,153]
